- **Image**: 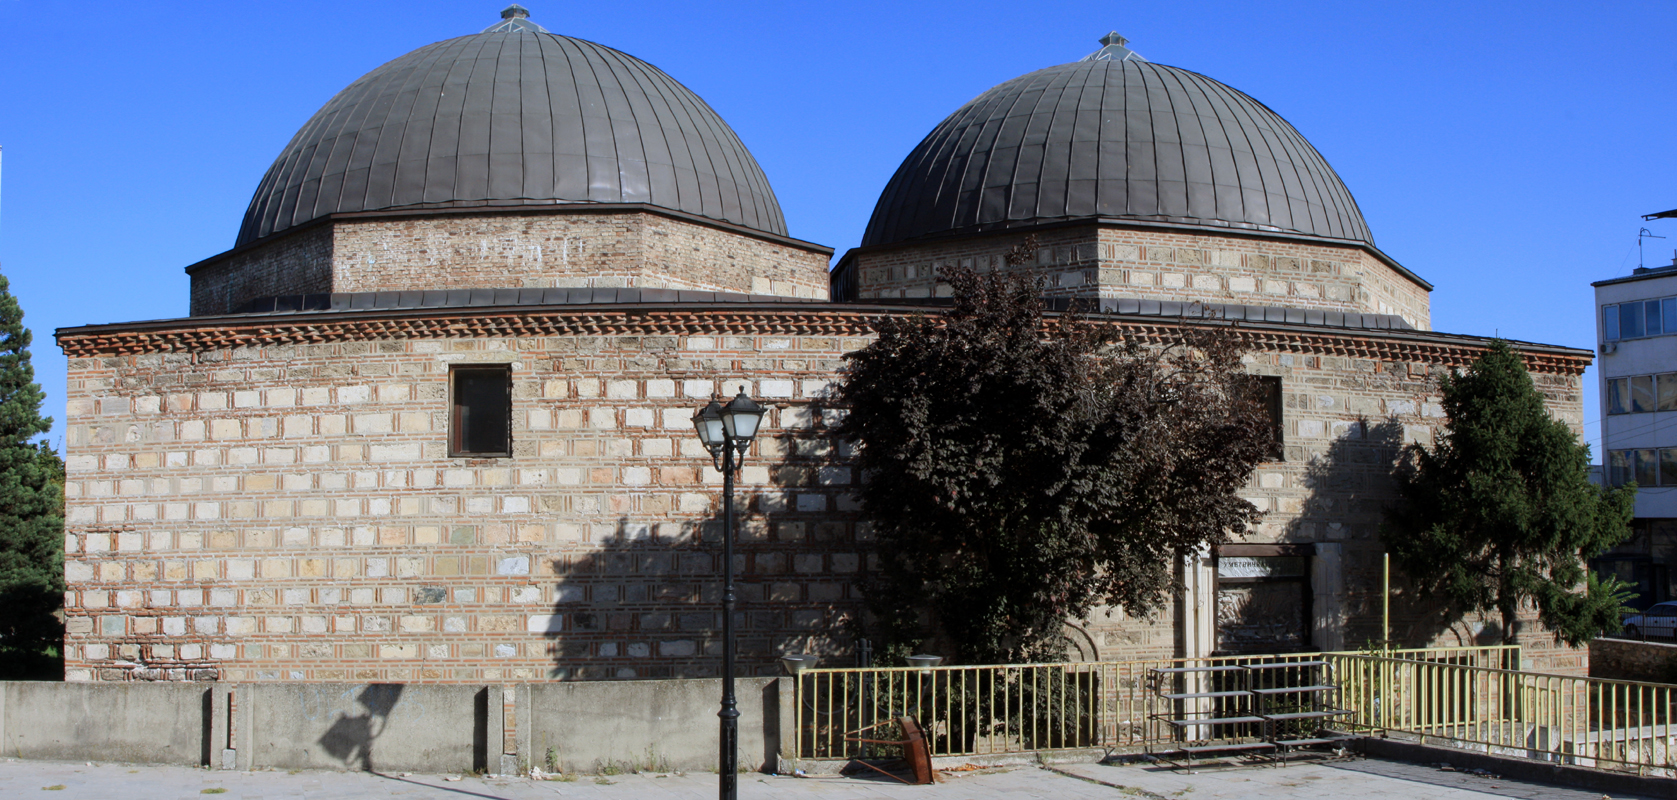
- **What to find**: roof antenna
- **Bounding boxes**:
[1641,228,1666,270]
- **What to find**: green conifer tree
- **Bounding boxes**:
[1382,340,1634,646]
[0,272,64,679]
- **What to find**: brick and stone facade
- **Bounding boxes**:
[189,207,834,317]
[56,304,1593,681]
[840,224,1432,331]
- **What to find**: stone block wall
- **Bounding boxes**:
[60,328,867,683]
[57,306,1590,681]
[189,210,833,317]
[1230,349,1588,673]
[851,225,1432,330]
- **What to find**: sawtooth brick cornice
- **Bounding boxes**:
[56,304,1591,376]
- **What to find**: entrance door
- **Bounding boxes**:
[1215,555,1311,655]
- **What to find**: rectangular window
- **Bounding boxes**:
[1623,303,1645,338]
[1662,449,1677,487]
[1609,378,1630,414]
[1257,375,1283,461]
[450,365,512,458]
[1650,300,1664,336]
[1636,449,1659,487]
[1661,374,1677,412]
[1633,376,1657,412]
[1610,450,1630,486]
[1605,305,1620,340]
[1665,298,1677,333]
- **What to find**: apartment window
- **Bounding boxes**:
[1661,374,1677,412]
[1608,448,1677,486]
[1624,303,1647,338]
[1633,376,1657,413]
[1610,450,1630,485]
[450,365,512,457]
[1636,449,1660,487]
[1605,373,1677,414]
[1604,297,1677,341]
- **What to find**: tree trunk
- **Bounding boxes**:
[1499,553,1518,646]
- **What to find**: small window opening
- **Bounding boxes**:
[451,366,512,457]
[1254,375,1284,461]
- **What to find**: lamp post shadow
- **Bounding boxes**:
[317,683,405,772]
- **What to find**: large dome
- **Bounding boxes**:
[862,42,1372,248]
[237,8,785,247]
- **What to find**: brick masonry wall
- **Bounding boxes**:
[190,211,832,317]
[189,226,334,317]
[1588,637,1677,682]
[58,315,1589,681]
[331,212,831,301]
[853,226,1432,331]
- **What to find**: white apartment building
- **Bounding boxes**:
[1594,255,1677,605]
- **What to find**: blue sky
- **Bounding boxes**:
[2,0,1675,455]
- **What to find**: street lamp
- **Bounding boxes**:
[691,388,766,800]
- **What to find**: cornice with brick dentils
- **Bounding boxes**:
[55,303,1592,375]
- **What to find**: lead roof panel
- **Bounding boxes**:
[862,57,1373,248]
[237,23,785,246]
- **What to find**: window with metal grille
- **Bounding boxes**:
[450,365,512,457]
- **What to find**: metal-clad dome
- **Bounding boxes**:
[862,47,1372,248]
[238,9,785,246]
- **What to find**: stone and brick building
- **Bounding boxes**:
[54,11,1592,683]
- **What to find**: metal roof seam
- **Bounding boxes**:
[237,25,789,247]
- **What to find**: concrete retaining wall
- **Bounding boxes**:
[1,682,212,766]
[0,677,783,774]
[1589,638,1677,683]
[523,678,778,774]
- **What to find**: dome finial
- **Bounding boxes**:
[483,4,548,33]
[1081,31,1146,63]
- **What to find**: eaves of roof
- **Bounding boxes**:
[56,295,1589,375]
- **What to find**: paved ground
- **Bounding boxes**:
[1056,758,1658,800]
[0,755,1656,799]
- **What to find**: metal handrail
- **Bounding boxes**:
[1327,653,1677,775]
[790,645,1518,761]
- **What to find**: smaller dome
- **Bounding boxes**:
[239,7,785,246]
[863,36,1372,248]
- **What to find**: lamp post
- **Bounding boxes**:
[691,388,765,800]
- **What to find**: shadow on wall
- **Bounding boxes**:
[539,428,859,680]
[541,516,713,681]
[1287,417,1478,649]
[318,684,404,771]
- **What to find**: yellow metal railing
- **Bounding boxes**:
[791,646,1516,760]
[1328,653,1677,775]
